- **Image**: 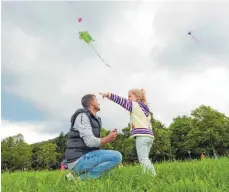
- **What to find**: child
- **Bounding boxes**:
[99,89,156,176]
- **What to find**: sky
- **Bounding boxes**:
[1,1,229,144]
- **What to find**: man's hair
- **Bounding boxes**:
[81,94,96,109]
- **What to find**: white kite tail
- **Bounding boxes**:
[89,43,111,67]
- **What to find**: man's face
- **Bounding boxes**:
[91,96,100,111]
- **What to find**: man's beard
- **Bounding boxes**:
[94,106,100,111]
[92,104,100,111]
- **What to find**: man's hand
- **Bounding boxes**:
[99,92,111,99]
[101,128,118,145]
[108,129,117,142]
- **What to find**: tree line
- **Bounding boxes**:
[1,105,229,172]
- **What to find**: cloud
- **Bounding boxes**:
[150,1,229,75]
[0,120,59,144]
[1,1,161,132]
[1,1,229,142]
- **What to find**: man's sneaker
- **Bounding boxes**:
[65,172,75,181]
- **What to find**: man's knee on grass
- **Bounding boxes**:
[112,151,122,165]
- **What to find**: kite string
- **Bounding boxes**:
[89,42,111,67]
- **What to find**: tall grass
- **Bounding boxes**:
[2,157,229,192]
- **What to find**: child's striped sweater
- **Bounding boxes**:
[109,93,154,138]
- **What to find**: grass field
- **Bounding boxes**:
[1,157,229,192]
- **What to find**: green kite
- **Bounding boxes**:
[79,31,111,67]
[79,31,94,44]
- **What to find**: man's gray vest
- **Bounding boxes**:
[65,108,101,163]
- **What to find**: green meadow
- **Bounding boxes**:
[2,157,229,192]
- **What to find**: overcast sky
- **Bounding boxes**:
[1,1,229,144]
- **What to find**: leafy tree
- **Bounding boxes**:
[54,131,67,165]
[185,105,229,156]
[1,134,32,171]
[150,113,172,161]
[35,143,58,170]
[169,115,193,159]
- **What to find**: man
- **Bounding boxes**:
[65,94,122,180]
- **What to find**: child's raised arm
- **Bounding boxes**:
[100,92,133,112]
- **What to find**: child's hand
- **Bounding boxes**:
[99,92,111,99]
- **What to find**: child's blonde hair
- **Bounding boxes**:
[129,88,148,105]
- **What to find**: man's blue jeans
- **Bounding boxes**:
[72,150,122,180]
